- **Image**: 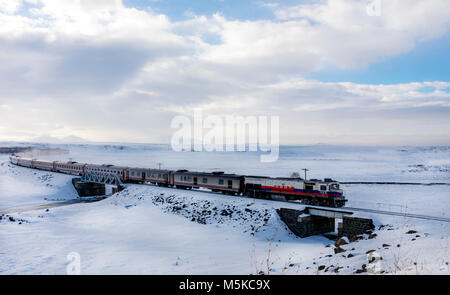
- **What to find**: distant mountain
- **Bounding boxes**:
[32,135,89,144]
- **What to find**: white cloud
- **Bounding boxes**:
[0,0,21,14]
[0,0,449,145]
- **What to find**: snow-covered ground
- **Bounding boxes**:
[0,143,449,274]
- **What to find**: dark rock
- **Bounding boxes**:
[318,265,326,271]
[397,244,401,248]
[406,230,417,234]
[415,234,421,238]
[335,237,349,247]
[347,253,354,258]
[334,247,346,254]
[366,250,376,254]
[368,233,377,239]
[382,244,391,248]
[9,216,15,222]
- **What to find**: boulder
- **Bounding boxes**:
[335,237,350,247]
[334,247,346,254]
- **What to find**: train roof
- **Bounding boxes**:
[244,175,339,183]
[129,167,172,173]
[173,170,242,178]
[87,163,129,169]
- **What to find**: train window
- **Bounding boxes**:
[202,178,207,183]
[219,179,224,185]
[320,185,327,191]
[131,171,135,176]
[330,184,339,190]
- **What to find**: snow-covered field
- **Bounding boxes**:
[0,143,449,274]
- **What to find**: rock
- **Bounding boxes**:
[335,237,350,247]
[347,253,354,258]
[415,234,421,238]
[354,268,367,274]
[368,255,382,263]
[397,244,401,248]
[406,230,417,234]
[318,265,326,271]
[325,244,332,248]
[368,233,377,239]
[9,216,15,222]
[354,265,368,273]
[46,209,49,212]
[349,235,359,242]
[334,247,346,254]
[366,249,376,254]
[382,244,391,248]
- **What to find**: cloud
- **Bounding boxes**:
[0,0,449,145]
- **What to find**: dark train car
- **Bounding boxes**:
[171,170,243,195]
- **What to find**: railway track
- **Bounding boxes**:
[341,206,450,222]
[342,182,450,186]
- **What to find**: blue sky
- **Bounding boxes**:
[122,0,450,85]
[307,30,450,85]
[123,0,297,21]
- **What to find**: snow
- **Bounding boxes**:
[0,143,449,274]
[0,156,79,210]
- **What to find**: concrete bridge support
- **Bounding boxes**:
[72,178,106,197]
[277,207,374,239]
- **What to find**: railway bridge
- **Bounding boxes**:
[73,171,125,197]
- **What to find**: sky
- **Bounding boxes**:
[0,0,449,145]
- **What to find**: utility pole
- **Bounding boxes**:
[302,168,309,180]
[157,162,162,169]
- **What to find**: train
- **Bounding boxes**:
[9,155,347,208]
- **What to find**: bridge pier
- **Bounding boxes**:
[72,178,106,197]
[277,207,374,239]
